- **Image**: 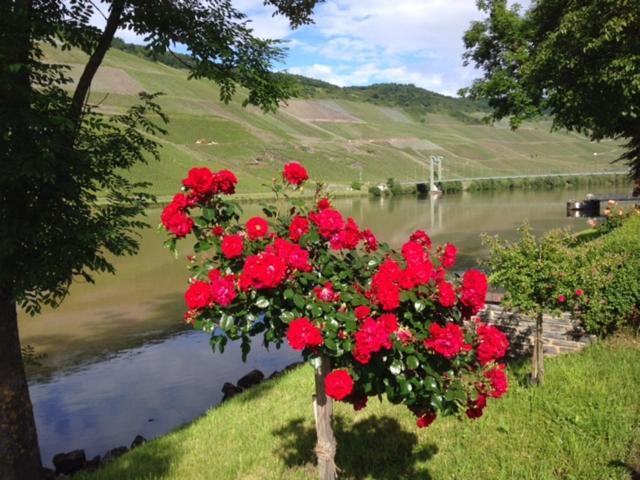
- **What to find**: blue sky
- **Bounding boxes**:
[110,1,529,98]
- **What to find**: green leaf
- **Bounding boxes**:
[293,294,306,309]
[406,355,420,370]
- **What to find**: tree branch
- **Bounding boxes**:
[70,0,125,127]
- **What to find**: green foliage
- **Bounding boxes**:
[483,225,575,316]
[462,0,640,178]
[350,180,362,191]
[572,213,640,334]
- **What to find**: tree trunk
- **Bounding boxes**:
[530,311,544,385]
[0,293,43,480]
[313,356,338,480]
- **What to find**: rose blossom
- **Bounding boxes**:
[221,234,244,259]
[440,243,457,269]
[184,281,213,309]
[438,281,457,308]
[213,169,238,194]
[314,282,340,302]
[182,167,215,196]
[476,322,509,365]
[410,230,432,249]
[484,364,508,398]
[324,370,354,401]
[317,197,331,210]
[460,269,488,315]
[282,161,309,186]
[466,394,487,419]
[289,215,310,242]
[246,217,269,240]
[310,208,344,239]
[354,305,371,320]
[286,317,323,350]
[416,411,437,429]
[423,323,471,359]
[208,270,237,307]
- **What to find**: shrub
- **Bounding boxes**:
[350,180,362,191]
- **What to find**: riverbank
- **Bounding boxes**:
[76,335,640,480]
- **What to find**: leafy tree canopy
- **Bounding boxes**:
[461,0,640,179]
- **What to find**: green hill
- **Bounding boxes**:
[44,43,626,196]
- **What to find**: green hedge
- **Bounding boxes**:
[467,173,629,192]
[573,213,640,335]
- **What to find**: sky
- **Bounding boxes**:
[110,1,529,98]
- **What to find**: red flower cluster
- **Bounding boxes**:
[268,238,312,272]
[184,273,237,310]
[317,197,331,210]
[484,364,508,398]
[182,167,238,197]
[354,305,371,320]
[466,394,487,419]
[330,217,361,250]
[353,317,393,364]
[286,317,323,350]
[476,322,509,365]
[282,162,309,186]
[161,194,194,238]
[239,251,287,291]
[361,229,378,252]
[368,259,402,311]
[310,208,345,239]
[325,370,354,401]
[460,269,488,315]
[423,323,471,359]
[410,230,432,250]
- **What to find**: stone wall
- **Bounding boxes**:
[480,302,596,357]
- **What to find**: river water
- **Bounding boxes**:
[21,186,628,466]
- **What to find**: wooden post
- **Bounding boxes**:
[531,312,545,385]
[314,356,338,480]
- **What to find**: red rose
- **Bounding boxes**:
[208,271,237,307]
[353,317,392,365]
[246,217,269,240]
[378,313,399,334]
[416,411,437,429]
[423,323,471,359]
[354,305,371,320]
[213,169,238,194]
[313,281,340,302]
[182,167,215,196]
[466,394,487,419]
[361,229,378,252]
[410,230,432,249]
[268,238,312,272]
[484,364,508,398]
[289,215,310,242]
[310,208,344,239]
[238,252,287,290]
[476,322,509,365]
[282,161,309,186]
[330,217,361,250]
[221,234,244,259]
[460,269,488,315]
[575,289,584,297]
[212,225,224,236]
[440,243,457,269]
[399,260,433,290]
[558,294,566,303]
[161,206,194,238]
[286,317,323,350]
[317,197,331,210]
[324,370,354,401]
[402,240,427,265]
[185,281,213,309]
[438,281,457,308]
[352,396,368,411]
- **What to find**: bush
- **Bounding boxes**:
[350,180,362,191]
[441,181,463,193]
[573,213,640,334]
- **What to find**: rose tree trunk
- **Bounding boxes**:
[314,356,338,480]
[530,311,545,385]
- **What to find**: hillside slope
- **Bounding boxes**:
[44,45,625,195]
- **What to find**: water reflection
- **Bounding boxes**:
[31,331,300,466]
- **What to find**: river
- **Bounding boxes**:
[20,185,628,466]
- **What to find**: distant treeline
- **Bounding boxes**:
[369,173,630,196]
[110,38,487,121]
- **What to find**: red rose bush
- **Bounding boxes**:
[162,163,509,473]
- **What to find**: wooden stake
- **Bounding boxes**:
[314,356,338,480]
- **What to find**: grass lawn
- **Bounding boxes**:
[77,336,640,480]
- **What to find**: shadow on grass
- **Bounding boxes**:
[273,414,438,479]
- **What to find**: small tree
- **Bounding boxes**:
[162,162,511,479]
[483,226,577,384]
